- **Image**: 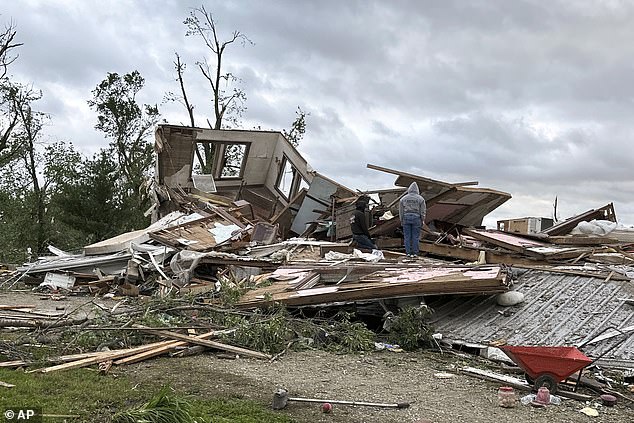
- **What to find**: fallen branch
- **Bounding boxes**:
[0,317,87,328]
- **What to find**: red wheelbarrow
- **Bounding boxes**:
[500,345,592,393]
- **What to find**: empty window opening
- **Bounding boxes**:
[193,143,216,175]
[275,155,309,201]
[276,156,295,199]
[220,144,248,178]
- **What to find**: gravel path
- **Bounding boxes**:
[128,350,633,423]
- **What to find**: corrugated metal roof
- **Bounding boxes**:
[428,269,633,364]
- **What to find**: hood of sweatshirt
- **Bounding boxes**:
[407,182,420,195]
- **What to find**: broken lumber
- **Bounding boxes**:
[30,340,174,373]
[0,305,36,310]
[113,331,219,365]
[0,317,87,328]
[134,325,271,360]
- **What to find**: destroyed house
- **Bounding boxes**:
[154,124,355,237]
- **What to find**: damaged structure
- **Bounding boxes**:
[3,123,634,398]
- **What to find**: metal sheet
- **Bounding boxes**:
[291,175,338,234]
[428,269,634,365]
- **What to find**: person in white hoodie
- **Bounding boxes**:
[398,182,426,257]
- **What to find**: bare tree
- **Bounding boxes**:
[0,21,22,80]
[165,52,195,127]
[165,52,208,168]
[185,5,252,129]
[183,6,252,173]
[0,21,25,165]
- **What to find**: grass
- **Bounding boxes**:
[0,368,295,423]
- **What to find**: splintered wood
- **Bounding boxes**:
[237,265,509,308]
[14,328,270,373]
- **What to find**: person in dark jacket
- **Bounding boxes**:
[350,197,377,250]
[399,182,426,257]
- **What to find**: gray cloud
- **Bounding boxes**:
[3,0,633,226]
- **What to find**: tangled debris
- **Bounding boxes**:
[1,125,634,407]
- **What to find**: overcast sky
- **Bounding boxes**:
[4,0,634,227]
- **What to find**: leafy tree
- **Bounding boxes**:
[13,88,50,254]
[282,107,309,147]
[87,70,160,229]
[48,149,136,248]
[0,159,35,262]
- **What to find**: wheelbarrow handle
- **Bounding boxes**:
[577,325,627,349]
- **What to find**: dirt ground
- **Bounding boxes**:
[2,290,632,422]
[126,351,632,423]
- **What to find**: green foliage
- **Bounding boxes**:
[386,306,434,351]
[321,315,376,353]
[0,369,293,423]
[113,386,203,423]
[48,148,149,246]
[0,170,38,262]
[222,309,375,355]
[227,310,293,355]
[282,107,308,147]
[87,70,159,224]
[217,277,247,306]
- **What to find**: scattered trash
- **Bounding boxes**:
[375,342,403,352]
[579,407,599,417]
[1,126,633,413]
[520,392,561,406]
[599,394,617,406]
[497,386,517,408]
[496,291,525,306]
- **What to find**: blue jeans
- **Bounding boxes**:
[402,213,421,255]
[353,234,377,250]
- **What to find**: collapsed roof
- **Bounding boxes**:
[6,123,633,371]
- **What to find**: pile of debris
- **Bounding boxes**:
[1,124,633,404]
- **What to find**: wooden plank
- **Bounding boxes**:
[515,265,629,281]
[31,340,174,373]
[541,203,616,236]
[548,236,618,245]
[0,360,29,368]
[134,325,271,360]
[0,305,36,310]
[237,267,509,308]
[419,241,548,267]
[0,350,119,368]
[113,332,217,365]
[463,228,546,258]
